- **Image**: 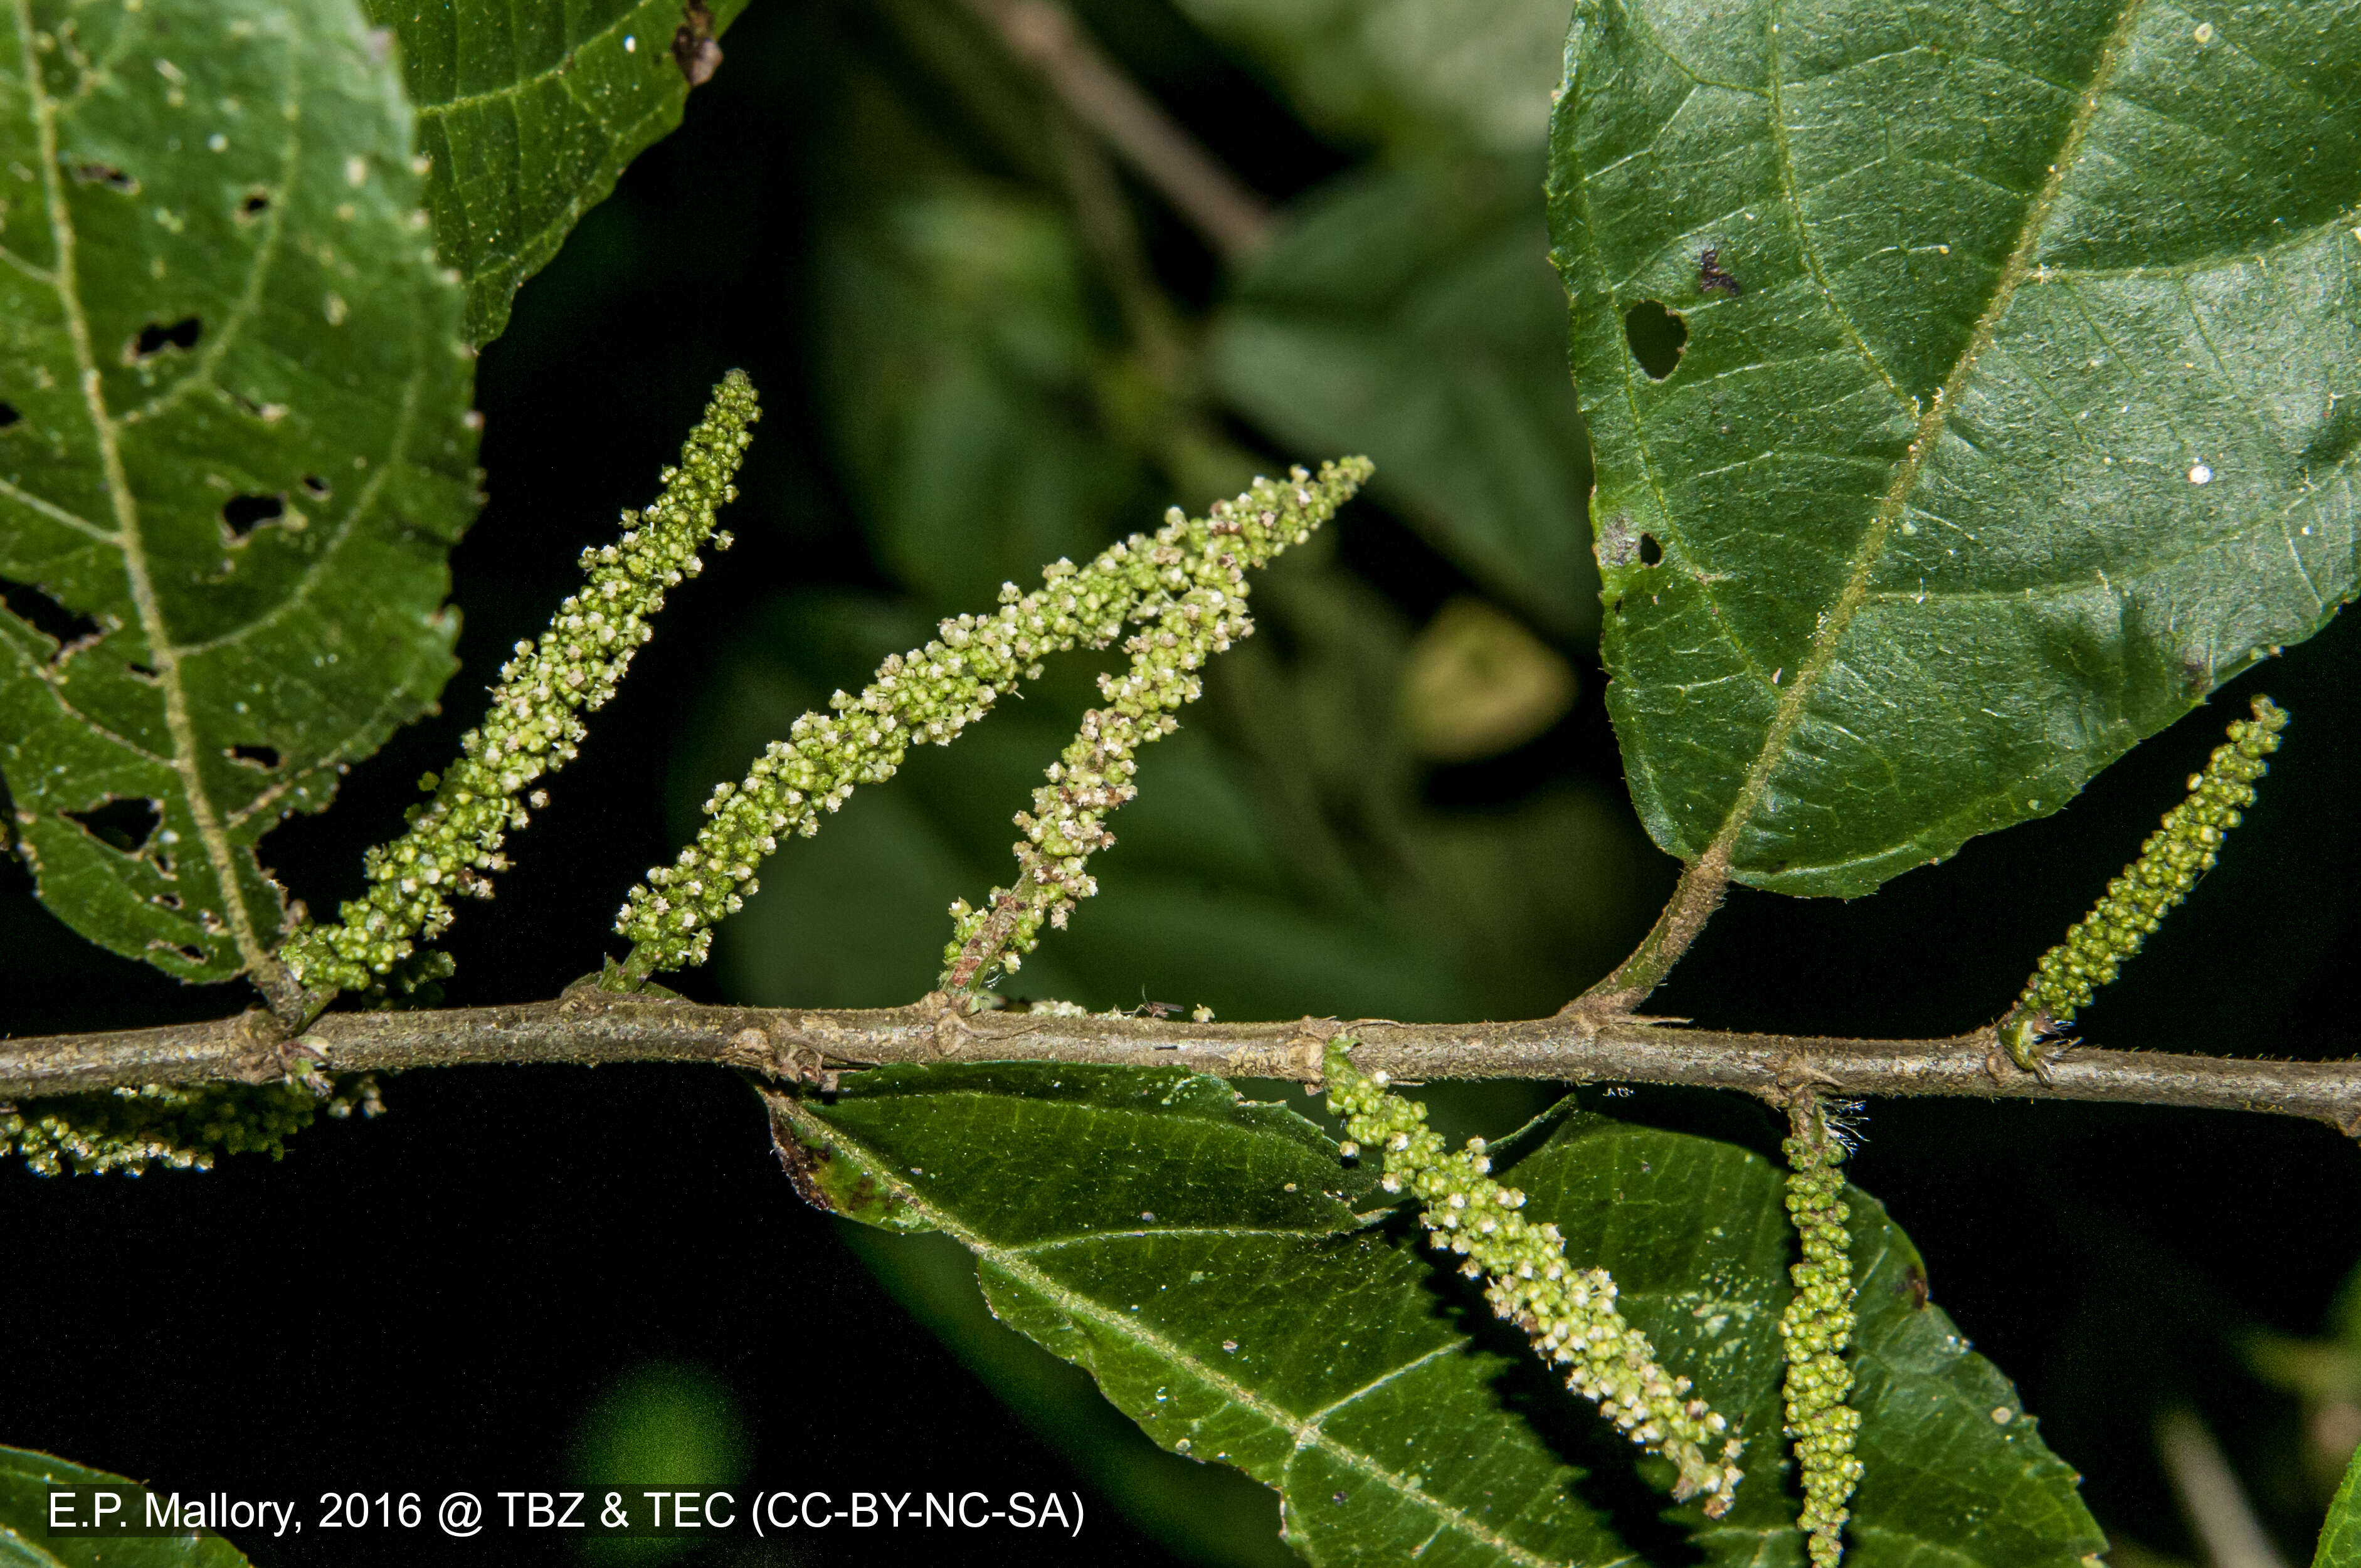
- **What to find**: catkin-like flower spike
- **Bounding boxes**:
[1780,1097,1862,1567]
[1,1076,383,1177]
[619,459,1373,979]
[939,466,1365,992]
[1323,1042,1745,1517]
[1998,695,2288,1068]
[280,372,761,995]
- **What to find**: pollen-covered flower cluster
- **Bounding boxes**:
[1780,1102,1862,1567]
[939,465,1368,989]
[280,372,760,994]
[1,1075,382,1177]
[1322,1042,1743,1517]
[620,460,1372,977]
[1999,695,2286,1066]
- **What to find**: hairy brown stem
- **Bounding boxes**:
[1570,852,1731,1015]
[5,995,2357,1138]
[958,0,1274,262]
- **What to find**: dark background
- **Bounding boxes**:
[5,2,2357,1563]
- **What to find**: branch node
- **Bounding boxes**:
[919,991,975,1058]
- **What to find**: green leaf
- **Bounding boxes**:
[1215,161,1600,638]
[770,1065,1635,1568]
[2323,1442,2361,1568]
[0,0,478,985]
[777,1069,2106,1566]
[0,1446,252,1566]
[1548,0,2361,895]
[1509,1112,2106,1562]
[811,185,1156,614]
[364,0,749,344]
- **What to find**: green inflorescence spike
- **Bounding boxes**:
[280,372,759,996]
[1323,1041,1745,1517]
[1,1076,382,1177]
[941,463,1370,992]
[1999,695,2288,1068]
[1780,1102,1862,1566]
[616,460,1372,981]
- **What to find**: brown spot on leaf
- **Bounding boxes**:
[767,1101,838,1212]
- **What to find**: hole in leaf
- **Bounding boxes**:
[1638,532,1663,566]
[221,493,285,537]
[126,660,159,682]
[0,577,101,653]
[227,744,282,771]
[0,403,19,429]
[237,188,271,221]
[134,317,203,359]
[1624,300,1686,380]
[152,890,184,911]
[70,162,137,193]
[299,473,332,500]
[65,797,161,855]
[151,940,209,965]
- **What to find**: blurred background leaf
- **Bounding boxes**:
[1210,160,1598,637]
[1166,0,1570,158]
[569,1360,753,1565]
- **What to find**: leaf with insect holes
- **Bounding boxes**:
[0,1444,254,1565]
[1550,0,2360,895]
[361,0,749,345]
[0,0,478,986]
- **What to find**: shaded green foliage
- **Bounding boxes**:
[1214,160,1599,637]
[781,1065,2106,1565]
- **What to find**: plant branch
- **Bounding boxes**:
[6,995,2357,1138]
[1571,851,1731,1015]
[958,0,1274,263]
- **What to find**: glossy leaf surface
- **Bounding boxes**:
[0,0,478,982]
[1548,0,2360,894]
[0,1446,251,1566]
[778,1066,2105,1565]
[365,0,748,344]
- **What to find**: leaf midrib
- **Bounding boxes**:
[1694,0,2154,871]
[779,1095,1590,1568]
[14,0,279,985]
